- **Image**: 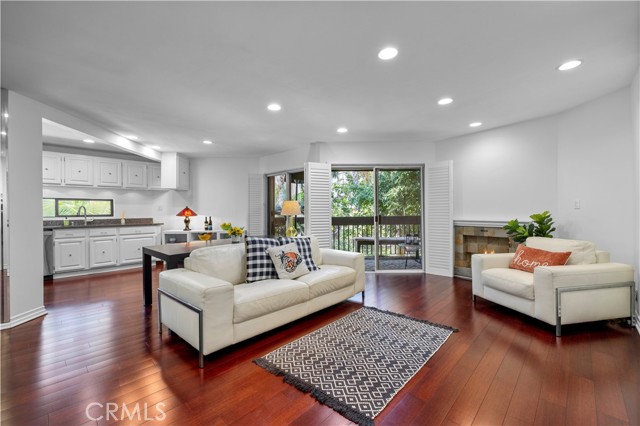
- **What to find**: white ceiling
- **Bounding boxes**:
[2,1,638,158]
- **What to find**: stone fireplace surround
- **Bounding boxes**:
[454,220,515,278]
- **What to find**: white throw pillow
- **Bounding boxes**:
[525,237,597,265]
[266,242,310,279]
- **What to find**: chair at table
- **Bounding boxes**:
[402,234,421,268]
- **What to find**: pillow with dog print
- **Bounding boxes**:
[266,242,310,279]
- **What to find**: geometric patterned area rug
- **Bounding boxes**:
[254,307,458,426]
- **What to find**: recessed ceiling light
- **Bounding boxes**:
[149,145,161,150]
[337,127,348,134]
[202,140,213,145]
[557,60,582,71]
[438,97,453,105]
[1,131,6,136]
[82,139,95,143]
[3,113,8,118]
[267,103,282,112]
[124,134,139,140]
[469,122,483,128]
[378,47,398,60]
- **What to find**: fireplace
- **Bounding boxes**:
[454,221,514,278]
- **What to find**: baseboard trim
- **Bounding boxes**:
[52,263,142,279]
[636,314,639,336]
[0,306,47,330]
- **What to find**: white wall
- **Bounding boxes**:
[42,186,182,223]
[557,88,635,265]
[259,140,436,175]
[5,91,46,326]
[433,87,635,266]
[631,66,639,326]
[435,115,559,221]
[190,157,260,231]
[317,140,436,166]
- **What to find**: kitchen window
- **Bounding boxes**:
[42,198,114,217]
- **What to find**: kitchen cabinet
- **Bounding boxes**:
[148,164,162,189]
[53,229,88,272]
[161,152,189,190]
[42,152,165,190]
[124,162,147,188]
[64,155,94,186]
[118,226,159,265]
[51,226,160,276]
[89,228,118,268]
[95,159,122,187]
[42,152,63,185]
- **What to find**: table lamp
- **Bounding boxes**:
[281,200,301,237]
[176,206,197,231]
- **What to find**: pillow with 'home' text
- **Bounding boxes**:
[509,244,571,273]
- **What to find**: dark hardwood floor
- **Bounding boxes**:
[1,267,639,426]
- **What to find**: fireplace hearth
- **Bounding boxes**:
[454,221,514,278]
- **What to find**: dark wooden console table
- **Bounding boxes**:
[142,240,231,305]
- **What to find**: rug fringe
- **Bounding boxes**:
[253,358,375,426]
[363,306,459,332]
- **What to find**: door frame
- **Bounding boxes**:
[333,164,425,272]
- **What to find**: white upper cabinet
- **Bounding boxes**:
[42,152,63,185]
[95,159,122,187]
[42,152,165,190]
[124,162,148,188]
[148,164,162,189]
[161,152,189,190]
[64,155,93,186]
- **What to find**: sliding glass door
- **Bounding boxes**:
[375,168,423,271]
[332,166,423,272]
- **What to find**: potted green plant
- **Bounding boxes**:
[503,210,556,244]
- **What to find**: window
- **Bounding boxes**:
[43,198,114,217]
[267,171,305,236]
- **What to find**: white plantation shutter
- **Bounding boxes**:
[304,162,332,248]
[247,174,265,236]
[426,161,453,276]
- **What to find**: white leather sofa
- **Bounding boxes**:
[158,237,365,367]
[472,237,635,336]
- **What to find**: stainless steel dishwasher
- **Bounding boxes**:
[43,230,54,277]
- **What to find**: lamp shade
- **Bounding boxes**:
[281,200,301,216]
[176,206,197,231]
[176,206,197,217]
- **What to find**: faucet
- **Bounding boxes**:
[77,206,87,226]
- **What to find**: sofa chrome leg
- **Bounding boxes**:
[157,288,163,335]
[362,291,365,304]
[158,287,205,368]
[555,281,635,337]
[472,294,476,303]
[556,323,562,337]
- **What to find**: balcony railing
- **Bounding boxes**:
[332,216,422,256]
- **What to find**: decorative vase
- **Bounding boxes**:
[231,235,242,244]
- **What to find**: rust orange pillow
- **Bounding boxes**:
[509,244,571,273]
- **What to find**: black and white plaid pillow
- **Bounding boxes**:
[246,237,280,282]
[278,237,319,271]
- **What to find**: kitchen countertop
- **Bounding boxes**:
[45,222,164,231]
[43,217,163,231]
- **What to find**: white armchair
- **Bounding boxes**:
[472,237,635,336]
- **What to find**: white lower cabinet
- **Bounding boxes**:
[119,235,157,264]
[89,236,118,268]
[52,226,159,275]
[54,237,88,272]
